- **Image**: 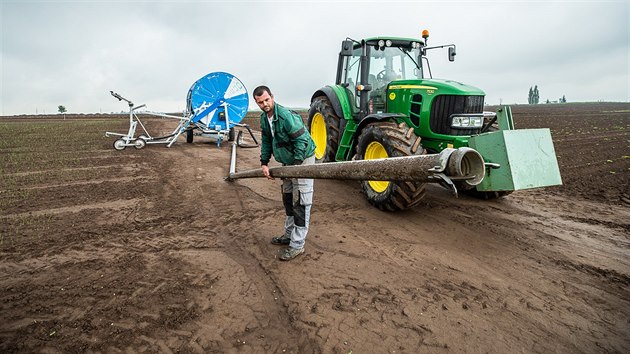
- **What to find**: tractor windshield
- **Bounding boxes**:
[368,46,422,89]
[339,42,423,111]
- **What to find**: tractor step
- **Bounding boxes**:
[336,120,358,161]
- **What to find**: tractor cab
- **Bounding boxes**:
[337,31,458,121]
[337,37,426,117]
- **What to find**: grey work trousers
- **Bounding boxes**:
[281,154,315,250]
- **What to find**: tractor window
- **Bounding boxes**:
[342,48,362,109]
[398,48,422,80]
[369,47,421,87]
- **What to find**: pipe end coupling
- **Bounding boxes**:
[446,147,485,187]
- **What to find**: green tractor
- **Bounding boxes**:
[308,31,562,211]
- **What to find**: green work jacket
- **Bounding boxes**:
[260,103,315,166]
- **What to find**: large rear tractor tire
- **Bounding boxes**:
[307,96,341,163]
[356,121,427,211]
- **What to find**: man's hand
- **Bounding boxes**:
[261,165,274,180]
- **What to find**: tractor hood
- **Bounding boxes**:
[388,79,485,96]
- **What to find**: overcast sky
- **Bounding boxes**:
[1,0,628,115]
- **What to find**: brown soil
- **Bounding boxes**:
[1,102,629,353]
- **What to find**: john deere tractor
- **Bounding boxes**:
[308,31,561,211]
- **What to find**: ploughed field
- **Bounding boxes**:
[1,102,628,353]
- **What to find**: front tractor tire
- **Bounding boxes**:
[307,96,341,162]
[357,121,427,211]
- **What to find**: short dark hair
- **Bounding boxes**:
[253,85,272,98]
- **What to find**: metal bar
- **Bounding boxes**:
[134,112,152,139]
[140,111,190,120]
[229,143,237,175]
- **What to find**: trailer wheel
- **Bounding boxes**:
[134,139,146,149]
[356,121,427,211]
[186,129,194,143]
[228,127,235,141]
[307,96,340,162]
[113,139,126,151]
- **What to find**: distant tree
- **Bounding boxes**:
[546,99,550,104]
[58,105,67,119]
[560,95,567,103]
[528,86,540,104]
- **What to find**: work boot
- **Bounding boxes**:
[279,247,304,261]
[271,235,291,245]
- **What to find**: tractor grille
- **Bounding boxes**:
[409,94,423,127]
[430,95,484,136]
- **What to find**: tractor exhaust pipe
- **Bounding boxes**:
[227,146,485,192]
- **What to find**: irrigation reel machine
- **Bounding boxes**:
[106,72,257,150]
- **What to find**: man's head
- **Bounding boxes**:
[253,86,274,114]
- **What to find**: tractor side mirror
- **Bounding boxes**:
[340,40,354,56]
[448,47,456,62]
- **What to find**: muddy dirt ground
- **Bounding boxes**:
[1,102,629,353]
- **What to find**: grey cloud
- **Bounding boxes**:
[1,0,627,115]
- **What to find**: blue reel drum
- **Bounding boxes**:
[187,72,249,131]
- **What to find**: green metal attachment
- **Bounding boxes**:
[496,106,515,130]
[469,128,563,191]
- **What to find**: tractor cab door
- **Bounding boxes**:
[339,46,362,117]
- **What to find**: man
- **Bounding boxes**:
[253,86,316,261]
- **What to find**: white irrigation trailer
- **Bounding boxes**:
[106,72,257,150]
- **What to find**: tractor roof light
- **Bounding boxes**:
[385,40,392,47]
[422,29,429,45]
[378,39,385,48]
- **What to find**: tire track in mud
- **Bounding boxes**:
[155,145,321,352]
[4,163,151,177]
[3,176,156,191]
[1,198,143,219]
[352,188,630,353]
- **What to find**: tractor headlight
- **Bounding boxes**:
[451,115,483,129]
[385,40,392,47]
[378,40,385,48]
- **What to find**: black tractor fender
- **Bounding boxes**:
[311,86,345,119]
[355,113,408,138]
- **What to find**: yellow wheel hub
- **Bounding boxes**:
[311,113,326,160]
[365,141,390,193]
